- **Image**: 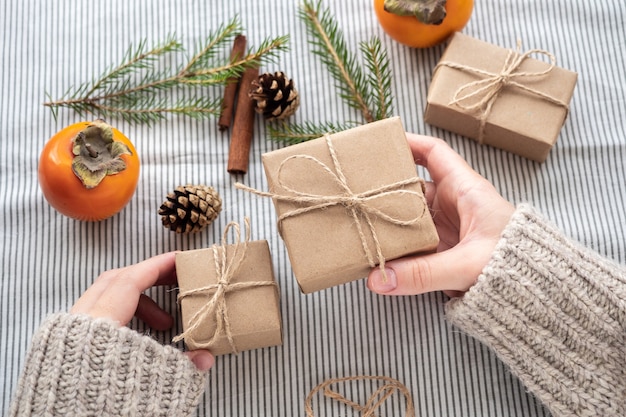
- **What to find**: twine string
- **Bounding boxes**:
[304,376,415,417]
[235,134,427,278]
[172,218,277,354]
[436,42,569,144]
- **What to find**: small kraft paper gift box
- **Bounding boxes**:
[173,220,282,355]
[424,32,578,162]
[236,117,439,294]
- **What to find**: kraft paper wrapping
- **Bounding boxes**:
[261,117,439,294]
[424,32,578,162]
[175,240,282,355]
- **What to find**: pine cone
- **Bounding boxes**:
[159,185,222,233]
[249,71,300,121]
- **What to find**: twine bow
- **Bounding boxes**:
[235,134,427,278]
[172,218,277,354]
[436,41,570,144]
[304,376,415,417]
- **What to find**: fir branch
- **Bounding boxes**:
[182,18,242,75]
[182,35,290,85]
[46,37,182,112]
[267,120,357,145]
[87,96,223,125]
[268,0,395,145]
[300,1,374,123]
[84,35,183,100]
[43,16,289,124]
[360,37,394,121]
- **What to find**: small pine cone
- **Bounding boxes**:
[249,71,300,121]
[159,185,222,233]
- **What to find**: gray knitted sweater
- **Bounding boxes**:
[446,205,625,415]
[9,314,207,416]
[9,205,626,416]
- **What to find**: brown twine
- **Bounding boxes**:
[304,376,415,417]
[172,218,277,354]
[435,41,570,144]
[235,134,427,279]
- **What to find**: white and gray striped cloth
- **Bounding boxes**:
[1,1,624,416]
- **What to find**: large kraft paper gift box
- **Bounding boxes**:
[174,234,282,355]
[424,32,578,162]
[255,117,439,294]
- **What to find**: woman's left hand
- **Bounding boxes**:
[70,252,214,371]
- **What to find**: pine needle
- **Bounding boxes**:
[268,120,358,145]
[299,0,373,123]
[360,37,394,121]
[43,16,289,124]
[268,1,395,144]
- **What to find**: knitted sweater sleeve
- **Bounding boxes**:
[9,313,207,417]
[446,204,626,416]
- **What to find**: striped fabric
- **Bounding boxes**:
[1,1,624,416]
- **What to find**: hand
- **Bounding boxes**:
[367,134,515,297]
[70,252,214,371]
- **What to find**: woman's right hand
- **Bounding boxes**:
[368,133,515,298]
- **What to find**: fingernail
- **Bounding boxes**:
[370,268,397,293]
[191,352,215,371]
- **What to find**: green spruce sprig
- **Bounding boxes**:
[360,37,394,122]
[268,0,394,144]
[300,1,374,123]
[268,120,356,145]
[44,17,289,124]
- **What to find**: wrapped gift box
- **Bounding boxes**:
[175,239,282,355]
[424,32,578,162]
[258,117,439,293]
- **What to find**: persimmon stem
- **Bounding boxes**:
[84,142,99,158]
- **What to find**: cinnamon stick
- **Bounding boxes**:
[218,34,247,131]
[227,66,259,175]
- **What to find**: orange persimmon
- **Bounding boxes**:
[374,0,474,48]
[38,120,140,221]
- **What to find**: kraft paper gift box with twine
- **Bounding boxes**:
[173,218,282,355]
[424,32,578,162]
[236,117,439,294]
